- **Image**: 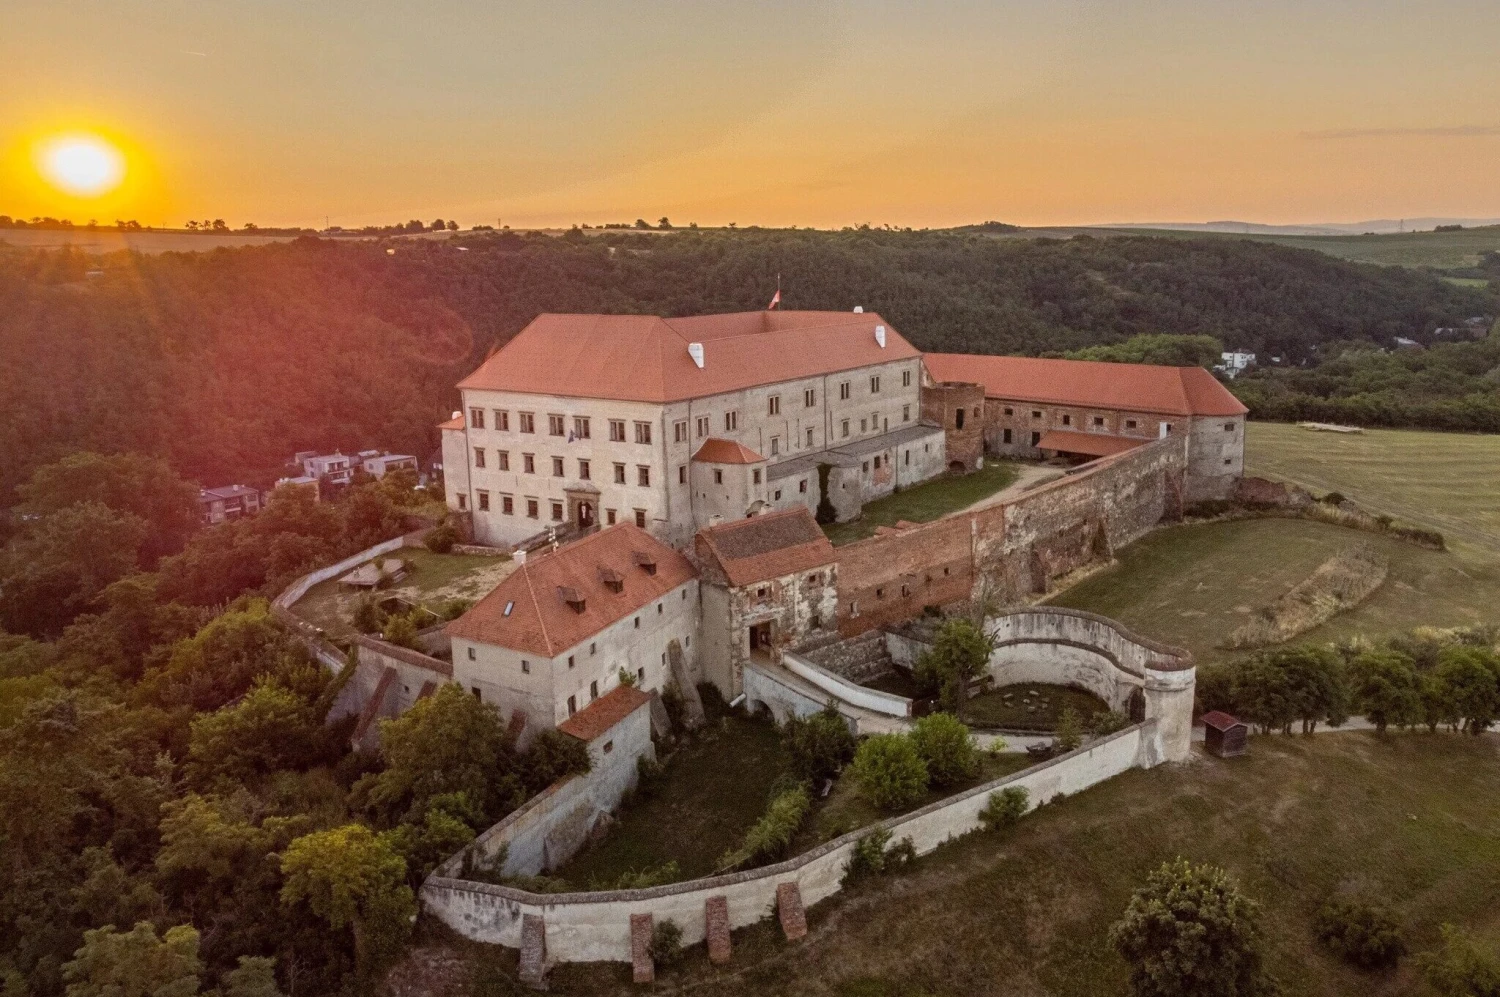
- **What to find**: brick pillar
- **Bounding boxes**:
[775,882,807,941]
[630,912,655,984]
[518,914,547,989]
[705,895,731,964]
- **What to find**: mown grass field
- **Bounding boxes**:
[1071,224,1500,270]
[293,548,513,637]
[1047,519,1500,666]
[823,461,1021,546]
[1245,422,1500,562]
[452,733,1500,997]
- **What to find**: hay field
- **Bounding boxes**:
[1244,422,1500,561]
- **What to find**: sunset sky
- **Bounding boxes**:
[3,0,1499,230]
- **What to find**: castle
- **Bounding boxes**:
[436,310,1244,745]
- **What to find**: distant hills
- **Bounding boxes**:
[1101,219,1500,236]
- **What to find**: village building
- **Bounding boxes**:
[197,484,263,524]
[445,524,699,742]
[357,450,419,478]
[693,508,839,700]
[922,353,1247,501]
[440,310,945,548]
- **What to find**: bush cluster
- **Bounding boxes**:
[1315,898,1406,970]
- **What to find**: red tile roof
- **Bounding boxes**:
[457,311,920,403]
[692,438,765,465]
[1035,430,1146,458]
[695,508,835,588]
[446,524,696,657]
[438,415,465,431]
[558,685,652,743]
[1199,710,1245,731]
[923,354,1247,418]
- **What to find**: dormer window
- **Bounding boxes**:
[633,551,658,576]
[558,586,587,614]
[599,567,624,593]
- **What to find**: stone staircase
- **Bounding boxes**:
[801,629,896,684]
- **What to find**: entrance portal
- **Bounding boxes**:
[576,501,594,529]
[749,621,774,658]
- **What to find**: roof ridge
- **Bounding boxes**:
[520,562,553,657]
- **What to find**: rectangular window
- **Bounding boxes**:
[768,395,780,415]
[1004,407,1014,416]
[902,404,910,422]
[696,416,710,438]
[589,680,598,701]
[673,420,688,443]
[526,498,539,518]
[548,414,565,436]
[552,456,564,477]
[870,375,880,393]
[904,449,910,466]
[799,479,807,493]
[1031,431,1041,446]
[773,489,782,500]
[468,647,476,661]
[1126,419,1138,429]
[469,407,484,429]
[1062,414,1072,426]
[637,465,650,487]
[519,412,535,433]
[567,655,574,669]
[806,427,814,446]
[713,469,723,485]
[567,694,575,714]
[1032,410,1042,419]
[501,494,513,514]
[473,447,486,468]
[498,450,510,471]
[522,659,531,674]
[551,501,563,520]
[613,462,626,484]
[634,509,646,528]
[457,494,467,510]
[634,421,652,445]
[609,420,626,442]
[477,490,490,511]
[523,453,535,474]
[678,465,687,484]
[860,418,867,433]
[574,416,590,439]
[841,419,850,438]
[496,410,509,431]
[752,469,762,484]
[1003,428,1013,444]
[902,369,912,387]
[770,436,780,456]
[606,508,617,525]
[578,459,590,480]
[724,411,738,431]
[1224,423,1236,432]
[804,388,815,407]
[839,381,850,400]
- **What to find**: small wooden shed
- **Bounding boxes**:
[1201,710,1249,758]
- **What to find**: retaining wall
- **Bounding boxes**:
[781,652,911,717]
[422,720,1157,963]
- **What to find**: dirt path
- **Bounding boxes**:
[956,463,1065,515]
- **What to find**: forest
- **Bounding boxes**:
[2,227,1493,502]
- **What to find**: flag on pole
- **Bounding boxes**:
[767,287,781,310]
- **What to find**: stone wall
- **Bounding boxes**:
[921,381,985,472]
[422,721,1159,965]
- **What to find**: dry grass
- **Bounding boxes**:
[1224,547,1389,649]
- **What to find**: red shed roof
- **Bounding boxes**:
[1200,711,1246,731]
[695,508,835,587]
[457,311,920,403]
[438,415,465,431]
[923,354,1247,418]
[558,685,652,743]
[1035,430,1146,458]
[692,438,766,465]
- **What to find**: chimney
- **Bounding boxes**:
[853,305,864,313]
[688,342,705,368]
[875,325,887,348]
[451,410,461,420]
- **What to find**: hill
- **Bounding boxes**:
[0,229,1492,498]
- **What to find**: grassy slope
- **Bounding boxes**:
[1046,519,1500,666]
[470,733,1500,996]
[1244,422,1500,562]
[823,461,1021,546]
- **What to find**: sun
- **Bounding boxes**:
[35,133,127,197]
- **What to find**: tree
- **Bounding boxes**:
[1108,858,1274,997]
[1350,649,1423,733]
[657,217,673,230]
[908,712,978,787]
[185,681,319,784]
[382,792,483,883]
[782,703,856,784]
[62,922,202,997]
[1419,924,1500,997]
[1069,333,1224,368]
[1,502,148,637]
[221,956,287,997]
[279,825,414,976]
[1056,706,1083,751]
[355,682,523,824]
[1435,646,1500,734]
[850,734,928,811]
[1273,646,1349,733]
[914,618,994,713]
[518,728,591,793]
[1314,898,1405,970]
[137,600,307,712]
[1235,654,1297,734]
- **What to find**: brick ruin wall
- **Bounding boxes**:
[921,381,986,472]
[834,435,1188,635]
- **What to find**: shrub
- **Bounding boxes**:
[1056,707,1083,752]
[594,861,681,890]
[914,617,995,712]
[519,728,591,793]
[1315,898,1406,970]
[1321,491,1346,505]
[909,712,978,787]
[617,666,638,688]
[352,597,383,634]
[648,919,683,967]
[424,522,458,553]
[979,786,1029,833]
[1089,709,1130,737]
[851,734,928,812]
[721,783,811,869]
[438,598,473,621]
[1109,858,1273,997]
[380,611,419,650]
[1418,924,1500,997]
[843,827,893,882]
[696,681,731,721]
[783,703,856,783]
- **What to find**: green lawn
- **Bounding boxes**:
[1245,422,1500,562]
[456,733,1500,997]
[823,461,1022,546]
[552,716,791,887]
[1048,518,1500,666]
[292,548,514,637]
[963,682,1111,733]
